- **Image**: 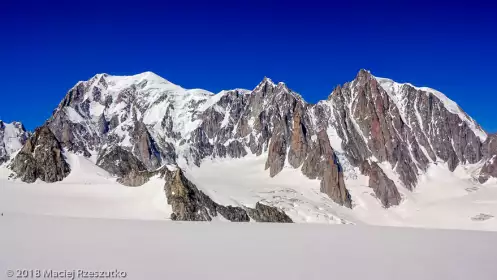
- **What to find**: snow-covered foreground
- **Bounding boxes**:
[0,153,171,220]
[1,152,497,279]
[1,152,497,231]
[1,214,497,280]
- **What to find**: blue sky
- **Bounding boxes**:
[1,0,496,132]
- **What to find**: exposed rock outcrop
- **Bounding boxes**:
[245,202,293,223]
[48,84,100,157]
[131,121,162,170]
[302,130,351,207]
[480,158,497,183]
[164,168,292,223]
[117,169,153,187]
[321,69,487,203]
[96,146,147,178]
[118,165,173,187]
[287,104,309,168]
[164,168,219,221]
[484,134,497,158]
[10,125,70,183]
[479,134,497,183]
[361,161,401,207]
[266,132,287,177]
[328,70,424,190]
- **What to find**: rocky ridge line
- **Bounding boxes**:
[164,168,293,222]
[6,70,495,210]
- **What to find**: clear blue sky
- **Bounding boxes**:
[1,0,496,132]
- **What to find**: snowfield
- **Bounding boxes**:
[1,151,497,230]
[1,153,497,279]
[1,214,497,280]
[0,153,171,220]
[1,69,496,278]
[183,154,497,231]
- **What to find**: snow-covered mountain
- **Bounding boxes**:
[0,121,29,165]
[3,69,497,227]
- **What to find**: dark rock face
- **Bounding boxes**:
[320,163,351,208]
[164,169,293,223]
[96,146,147,178]
[397,84,482,171]
[48,85,101,157]
[302,130,351,207]
[216,205,251,222]
[118,165,173,187]
[479,134,497,183]
[362,161,401,207]
[165,168,218,221]
[327,71,424,190]
[266,132,287,177]
[483,134,497,158]
[287,104,309,168]
[117,169,153,187]
[480,158,497,183]
[246,202,293,223]
[131,121,162,170]
[10,125,70,183]
[324,70,486,198]
[226,140,247,158]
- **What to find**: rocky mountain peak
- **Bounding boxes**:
[260,76,275,85]
[6,70,495,212]
[9,125,70,183]
[354,68,373,80]
[253,76,276,96]
[252,77,304,106]
[320,68,492,206]
[73,71,176,102]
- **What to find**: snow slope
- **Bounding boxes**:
[1,150,496,230]
[0,122,25,155]
[181,154,497,230]
[1,214,497,280]
[0,153,170,220]
[1,151,496,279]
[0,121,28,162]
[183,154,348,224]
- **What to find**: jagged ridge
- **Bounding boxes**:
[7,69,494,211]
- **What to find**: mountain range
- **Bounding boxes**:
[1,69,496,225]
